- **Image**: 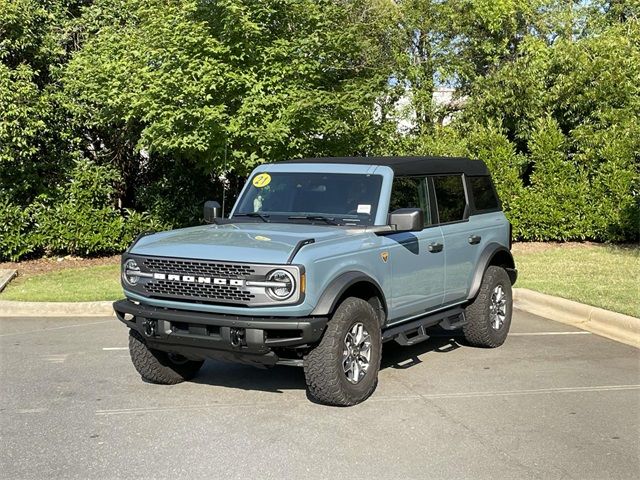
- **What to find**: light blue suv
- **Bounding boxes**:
[114,157,517,406]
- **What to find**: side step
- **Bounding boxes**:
[382,307,467,346]
[439,311,467,331]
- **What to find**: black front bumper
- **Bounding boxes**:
[113,299,328,366]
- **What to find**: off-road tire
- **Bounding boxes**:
[303,297,382,406]
[129,329,204,384]
[463,266,513,348]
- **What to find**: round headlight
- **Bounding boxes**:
[122,259,140,286]
[266,269,295,300]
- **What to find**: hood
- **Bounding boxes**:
[130,222,360,264]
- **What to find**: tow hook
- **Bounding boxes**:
[230,327,246,348]
[142,319,157,337]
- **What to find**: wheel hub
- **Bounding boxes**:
[490,284,507,330]
[342,322,372,384]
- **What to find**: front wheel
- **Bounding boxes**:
[304,297,382,406]
[129,329,204,384]
[462,266,513,348]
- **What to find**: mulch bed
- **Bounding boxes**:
[0,255,121,277]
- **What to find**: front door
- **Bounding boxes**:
[382,176,445,323]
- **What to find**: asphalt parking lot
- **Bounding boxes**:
[1,310,638,480]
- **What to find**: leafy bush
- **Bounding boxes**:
[0,198,37,261]
[0,160,164,261]
[459,19,640,242]
[34,160,166,256]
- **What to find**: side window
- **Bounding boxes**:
[469,176,499,212]
[432,175,467,223]
[389,176,431,226]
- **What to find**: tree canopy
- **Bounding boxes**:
[1,0,638,259]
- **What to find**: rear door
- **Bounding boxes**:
[430,174,477,304]
[381,176,445,322]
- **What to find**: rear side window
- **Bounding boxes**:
[389,176,431,226]
[469,176,499,212]
[433,175,467,223]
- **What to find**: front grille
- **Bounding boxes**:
[139,257,256,305]
[142,258,255,278]
[126,254,301,307]
[144,280,254,303]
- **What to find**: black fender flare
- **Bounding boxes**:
[467,243,517,301]
[310,271,388,321]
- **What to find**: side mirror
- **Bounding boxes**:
[389,208,424,232]
[204,201,222,224]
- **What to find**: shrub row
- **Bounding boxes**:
[475,123,639,243]
[0,161,164,261]
[392,123,639,243]
[1,143,637,262]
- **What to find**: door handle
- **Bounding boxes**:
[468,235,481,245]
[428,242,443,253]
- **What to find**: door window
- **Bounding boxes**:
[432,175,467,223]
[389,176,431,227]
[469,176,500,212]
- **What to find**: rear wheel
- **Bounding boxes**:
[129,329,204,384]
[463,266,513,348]
[303,297,382,406]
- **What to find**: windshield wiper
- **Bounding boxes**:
[234,212,270,222]
[288,215,339,225]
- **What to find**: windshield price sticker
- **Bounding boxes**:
[357,204,371,214]
[252,173,271,188]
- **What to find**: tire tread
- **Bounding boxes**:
[303,298,381,406]
[129,330,203,384]
[463,266,512,348]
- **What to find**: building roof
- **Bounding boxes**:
[280,156,489,176]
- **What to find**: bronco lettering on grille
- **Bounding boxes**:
[147,272,245,286]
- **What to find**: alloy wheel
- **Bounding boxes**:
[489,284,507,330]
[342,322,372,384]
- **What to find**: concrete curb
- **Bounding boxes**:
[513,288,640,349]
[0,269,17,293]
[0,300,115,317]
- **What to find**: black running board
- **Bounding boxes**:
[382,307,467,346]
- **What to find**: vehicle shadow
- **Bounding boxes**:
[191,361,306,394]
[380,328,464,371]
[190,327,464,394]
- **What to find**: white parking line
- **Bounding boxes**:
[17,408,48,414]
[102,347,128,351]
[0,320,112,337]
[41,354,69,364]
[409,384,640,400]
[509,331,591,336]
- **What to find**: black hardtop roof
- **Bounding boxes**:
[280,156,489,176]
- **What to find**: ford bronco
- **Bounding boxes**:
[114,156,517,406]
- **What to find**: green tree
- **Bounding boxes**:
[460,4,640,240]
[62,0,397,219]
[0,0,88,203]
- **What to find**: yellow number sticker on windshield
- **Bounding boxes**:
[252,173,271,188]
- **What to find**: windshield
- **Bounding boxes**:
[233,172,383,226]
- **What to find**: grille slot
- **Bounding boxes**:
[144,280,254,303]
[142,258,255,278]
